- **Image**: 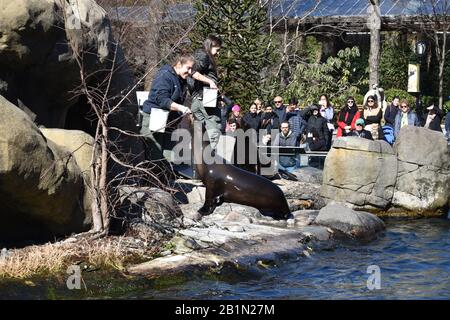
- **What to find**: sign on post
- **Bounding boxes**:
[408,64,420,93]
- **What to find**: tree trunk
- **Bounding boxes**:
[99,117,110,233]
[144,0,166,90]
[437,31,446,109]
[367,0,381,89]
[91,122,103,232]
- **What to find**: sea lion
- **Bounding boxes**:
[192,121,291,220]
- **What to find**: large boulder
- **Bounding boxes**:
[0,95,91,243]
[0,0,143,162]
[314,202,385,240]
[320,137,397,211]
[40,128,95,217]
[391,126,450,216]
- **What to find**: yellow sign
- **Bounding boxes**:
[408,64,420,93]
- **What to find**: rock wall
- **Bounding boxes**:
[391,126,450,216]
[0,96,91,242]
[321,128,450,216]
[0,0,143,160]
[320,137,397,211]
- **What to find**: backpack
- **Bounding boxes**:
[382,125,395,145]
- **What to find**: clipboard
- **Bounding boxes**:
[203,88,218,107]
[149,108,169,133]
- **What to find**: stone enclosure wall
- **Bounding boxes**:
[321,126,450,217]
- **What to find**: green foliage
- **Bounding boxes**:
[380,34,412,90]
[191,0,276,106]
[284,46,364,107]
[302,36,322,64]
[444,100,450,113]
[384,88,416,106]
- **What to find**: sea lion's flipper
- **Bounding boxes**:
[260,209,290,220]
[214,194,224,206]
[278,169,298,181]
[198,181,218,216]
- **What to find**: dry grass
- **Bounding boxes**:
[0,236,157,279]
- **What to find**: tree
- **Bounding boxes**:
[99,0,195,91]
[380,32,412,90]
[284,46,364,107]
[191,0,275,105]
[418,0,450,109]
[367,0,381,89]
[61,0,191,236]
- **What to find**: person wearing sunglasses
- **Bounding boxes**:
[336,96,360,137]
[273,96,286,122]
[362,95,384,140]
[393,100,421,138]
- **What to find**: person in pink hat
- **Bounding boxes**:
[226,104,243,131]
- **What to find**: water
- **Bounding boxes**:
[131,218,450,300]
[1,218,449,299]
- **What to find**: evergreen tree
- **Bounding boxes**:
[191,0,276,107]
[379,33,411,90]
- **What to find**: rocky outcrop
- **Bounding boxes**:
[391,126,450,216]
[320,137,397,210]
[293,166,323,184]
[321,130,450,217]
[0,0,147,242]
[127,207,332,278]
[314,202,385,241]
[0,0,142,160]
[0,96,91,242]
[126,200,386,278]
[118,186,184,243]
[40,128,95,217]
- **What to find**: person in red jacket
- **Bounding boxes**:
[336,96,360,137]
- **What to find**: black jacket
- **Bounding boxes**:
[384,103,399,127]
[220,95,234,133]
[189,49,219,98]
[351,129,374,140]
[305,114,330,147]
[260,112,280,133]
[274,105,287,122]
[242,112,262,131]
[426,107,443,132]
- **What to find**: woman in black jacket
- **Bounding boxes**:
[305,105,330,151]
[190,34,223,149]
[242,103,262,131]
